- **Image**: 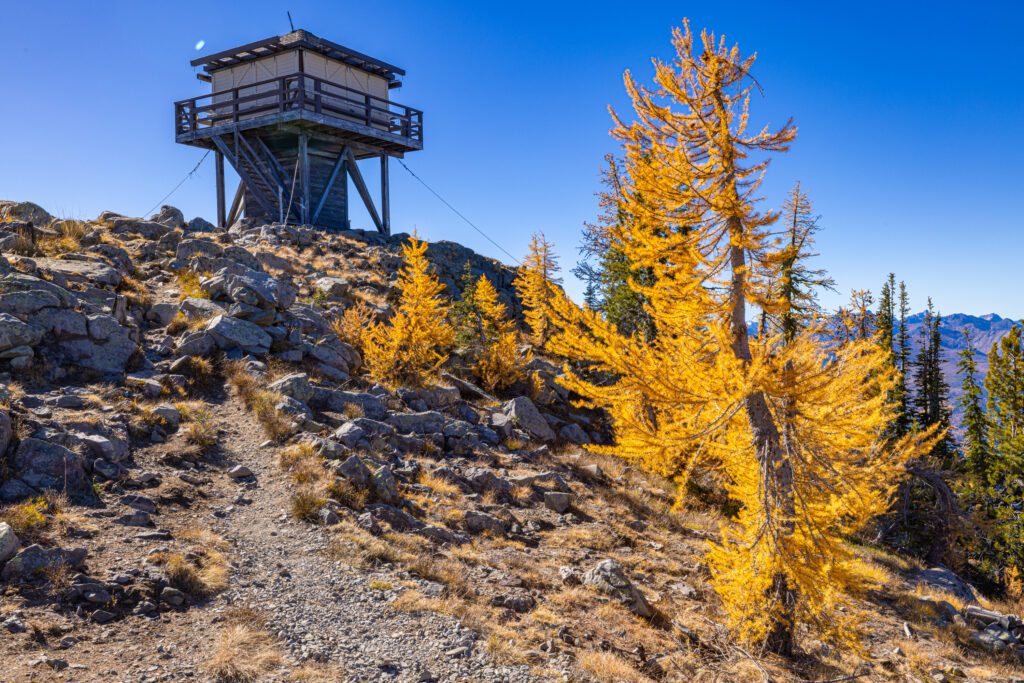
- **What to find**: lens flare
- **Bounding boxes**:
[195,40,205,51]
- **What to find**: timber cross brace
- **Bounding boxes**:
[173,29,423,235]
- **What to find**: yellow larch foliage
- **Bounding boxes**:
[362,236,453,387]
[471,274,527,391]
[544,20,940,652]
[514,232,560,346]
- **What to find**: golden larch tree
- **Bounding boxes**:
[515,232,561,346]
[363,236,453,386]
[544,21,939,652]
[471,274,526,391]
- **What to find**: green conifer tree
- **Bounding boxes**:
[957,328,991,480]
[985,326,1024,481]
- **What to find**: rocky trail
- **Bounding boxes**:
[212,398,540,682]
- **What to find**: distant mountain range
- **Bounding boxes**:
[903,312,1022,428]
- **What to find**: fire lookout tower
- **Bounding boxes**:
[174,29,423,234]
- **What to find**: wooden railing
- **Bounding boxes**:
[175,73,423,143]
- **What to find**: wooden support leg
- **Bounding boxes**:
[380,155,390,236]
[345,147,382,233]
[215,151,226,228]
[298,133,310,225]
[227,181,244,227]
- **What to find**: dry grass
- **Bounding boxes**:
[37,219,88,256]
[0,497,49,540]
[418,469,462,498]
[175,269,209,300]
[290,488,327,522]
[225,361,292,441]
[577,650,654,683]
[151,546,229,599]
[206,624,283,682]
[181,405,218,450]
[119,274,152,307]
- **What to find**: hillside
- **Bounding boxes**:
[1,200,1023,682]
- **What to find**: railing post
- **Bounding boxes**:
[297,75,306,111]
[232,88,239,123]
[365,94,371,126]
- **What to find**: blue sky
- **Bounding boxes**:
[2,1,1022,317]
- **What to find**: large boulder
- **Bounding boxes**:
[205,315,271,355]
[0,544,87,581]
[35,258,122,288]
[503,396,555,442]
[150,205,185,228]
[582,559,653,619]
[9,438,91,501]
[0,201,52,226]
[267,373,314,404]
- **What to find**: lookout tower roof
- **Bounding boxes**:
[190,29,405,83]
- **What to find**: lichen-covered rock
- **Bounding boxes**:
[267,373,314,404]
[9,438,91,501]
[503,396,555,442]
[583,559,653,618]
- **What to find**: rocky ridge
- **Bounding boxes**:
[0,199,1022,682]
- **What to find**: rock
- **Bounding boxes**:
[147,302,178,326]
[80,434,129,463]
[543,491,573,514]
[151,205,185,228]
[0,410,10,458]
[313,276,350,299]
[559,423,590,445]
[0,200,52,225]
[319,507,341,525]
[336,454,372,488]
[187,216,216,232]
[228,465,253,480]
[313,389,386,420]
[0,544,87,581]
[93,459,127,481]
[490,591,536,613]
[464,510,507,535]
[206,314,271,355]
[267,373,314,403]
[0,522,20,565]
[36,258,123,287]
[578,463,604,481]
[0,313,43,351]
[91,609,116,623]
[115,510,152,527]
[180,297,226,319]
[161,586,187,606]
[582,559,653,618]
[10,438,90,500]
[559,566,582,586]
[372,466,399,504]
[176,238,222,261]
[503,397,556,442]
[914,567,979,605]
[386,411,445,435]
